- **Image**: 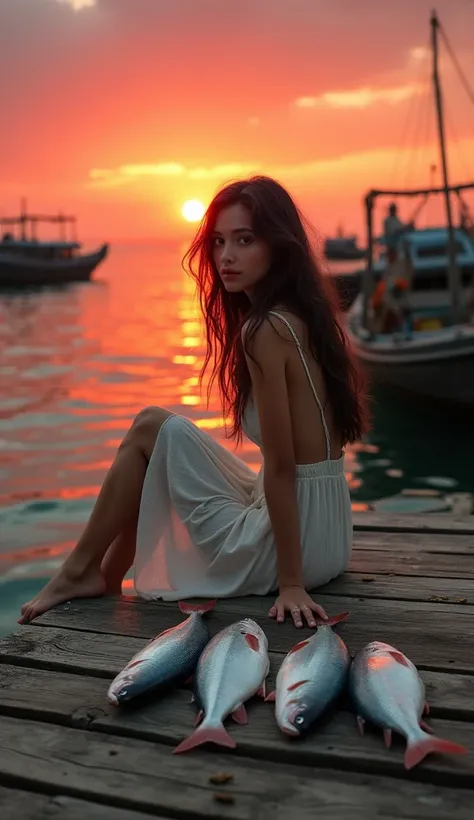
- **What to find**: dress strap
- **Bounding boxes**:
[269,311,331,460]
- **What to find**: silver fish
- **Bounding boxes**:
[173,618,269,753]
[107,600,215,706]
[349,640,468,769]
[268,612,350,736]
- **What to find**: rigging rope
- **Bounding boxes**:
[439,23,474,107]
[388,35,431,189]
[444,96,473,181]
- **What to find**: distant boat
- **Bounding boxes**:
[322,227,366,311]
[0,202,108,288]
[324,223,366,262]
[346,12,474,411]
[324,233,366,262]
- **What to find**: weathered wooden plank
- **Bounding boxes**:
[0,786,161,820]
[92,693,474,785]
[352,531,474,554]
[0,658,472,730]
[352,512,474,535]
[0,714,473,815]
[349,549,474,579]
[30,595,474,673]
[320,573,474,603]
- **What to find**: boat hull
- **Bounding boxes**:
[0,244,109,288]
[361,348,474,407]
[348,324,474,408]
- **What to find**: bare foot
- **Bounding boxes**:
[18,564,107,625]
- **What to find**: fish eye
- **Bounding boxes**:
[294,715,305,726]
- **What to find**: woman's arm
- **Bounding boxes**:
[244,318,328,628]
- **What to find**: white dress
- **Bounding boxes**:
[134,312,353,600]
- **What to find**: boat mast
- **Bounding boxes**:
[20,197,27,241]
[431,10,462,323]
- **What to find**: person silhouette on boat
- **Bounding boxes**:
[383,203,413,252]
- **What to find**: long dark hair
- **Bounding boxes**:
[183,176,368,445]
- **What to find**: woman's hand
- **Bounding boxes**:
[269,585,328,628]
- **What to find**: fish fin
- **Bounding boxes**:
[126,659,146,670]
[321,611,350,627]
[231,704,248,725]
[287,679,310,693]
[178,599,216,615]
[419,719,434,734]
[383,728,392,748]
[244,633,259,651]
[356,715,365,736]
[388,650,410,668]
[423,701,430,715]
[173,723,236,754]
[289,639,311,655]
[193,709,204,727]
[265,691,276,703]
[404,736,468,770]
[257,681,266,699]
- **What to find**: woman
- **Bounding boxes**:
[19,176,367,629]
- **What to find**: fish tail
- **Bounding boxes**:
[173,721,236,754]
[322,611,350,627]
[404,734,468,769]
[178,599,216,616]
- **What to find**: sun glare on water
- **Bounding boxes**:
[181,200,205,223]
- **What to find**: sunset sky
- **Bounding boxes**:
[1,0,473,242]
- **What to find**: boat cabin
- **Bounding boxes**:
[374,228,474,294]
[0,236,81,261]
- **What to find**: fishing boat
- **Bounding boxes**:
[0,202,109,288]
[324,227,366,262]
[347,11,474,410]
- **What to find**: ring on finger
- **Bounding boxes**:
[291,606,300,614]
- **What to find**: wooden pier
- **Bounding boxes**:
[0,512,473,819]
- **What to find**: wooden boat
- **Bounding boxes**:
[0,204,108,288]
[348,290,474,408]
[324,234,366,262]
[347,12,474,410]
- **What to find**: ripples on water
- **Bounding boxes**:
[0,242,472,632]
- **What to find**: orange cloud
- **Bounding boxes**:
[88,162,260,189]
[294,83,423,110]
[54,0,96,9]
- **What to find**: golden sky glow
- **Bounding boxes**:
[1,0,473,241]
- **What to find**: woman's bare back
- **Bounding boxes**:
[269,309,343,463]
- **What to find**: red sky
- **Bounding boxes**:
[1,0,473,242]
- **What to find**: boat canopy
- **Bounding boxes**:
[0,239,81,250]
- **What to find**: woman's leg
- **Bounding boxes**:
[19,407,173,624]
[101,521,138,594]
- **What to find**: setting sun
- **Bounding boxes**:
[181,200,205,223]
